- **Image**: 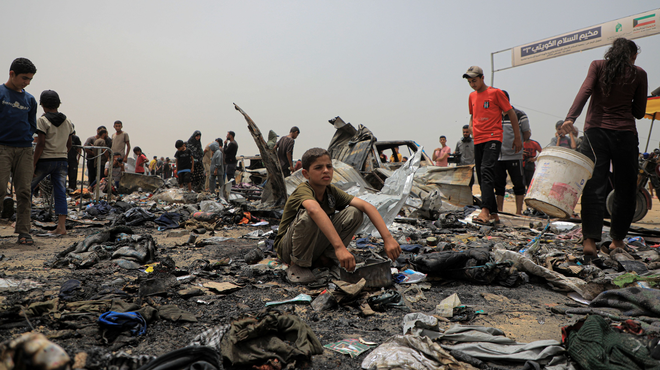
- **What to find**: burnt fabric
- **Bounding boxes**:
[565,315,660,370]
[220,309,323,366]
[413,249,495,283]
[136,346,221,370]
[117,207,156,226]
[154,212,181,229]
[590,287,660,317]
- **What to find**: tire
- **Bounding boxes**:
[606,189,648,223]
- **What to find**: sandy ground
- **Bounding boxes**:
[1,194,659,368]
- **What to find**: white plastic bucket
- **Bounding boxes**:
[524,146,594,218]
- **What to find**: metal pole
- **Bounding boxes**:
[79,149,86,213]
[645,117,655,153]
[95,150,102,202]
[107,149,113,202]
[490,52,495,87]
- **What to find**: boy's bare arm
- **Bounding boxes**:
[33,132,46,167]
[125,141,131,161]
[349,197,401,261]
[302,199,356,272]
[505,109,522,153]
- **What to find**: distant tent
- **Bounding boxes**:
[646,96,660,121]
[643,94,660,152]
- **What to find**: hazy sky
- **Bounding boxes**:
[6,1,660,161]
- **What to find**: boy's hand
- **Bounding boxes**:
[383,238,401,261]
[336,247,356,272]
[512,137,522,153]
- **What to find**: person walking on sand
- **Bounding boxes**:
[494,90,531,215]
[209,139,225,197]
[175,139,194,192]
[67,125,81,191]
[224,130,238,182]
[133,147,148,174]
[31,90,74,235]
[561,38,647,259]
[276,126,300,177]
[188,130,205,190]
[455,125,475,166]
[0,58,38,245]
[463,65,521,225]
[111,120,130,162]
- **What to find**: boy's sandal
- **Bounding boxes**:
[286,264,316,284]
[17,234,34,245]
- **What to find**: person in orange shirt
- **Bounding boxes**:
[463,66,521,225]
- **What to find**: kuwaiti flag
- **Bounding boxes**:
[634,14,655,28]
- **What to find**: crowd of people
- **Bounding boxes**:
[462,37,647,262]
[0,37,648,267]
[0,57,251,243]
[75,125,244,196]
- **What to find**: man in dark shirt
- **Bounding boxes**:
[224,130,238,181]
[67,125,81,190]
[174,140,194,191]
[276,126,300,177]
[84,126,106,186]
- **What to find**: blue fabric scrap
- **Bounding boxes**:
[98,311,147,336]
[400,244,422,252]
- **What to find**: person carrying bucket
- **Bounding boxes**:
[463,66,522,225]
[560,38,648,260]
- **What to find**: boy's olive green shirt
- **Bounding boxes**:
[274,182,354,249]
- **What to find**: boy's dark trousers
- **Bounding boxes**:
[474,140,501,214]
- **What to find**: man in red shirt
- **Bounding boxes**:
[463,66,522,224]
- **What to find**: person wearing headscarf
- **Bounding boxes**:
[187,130,204,191]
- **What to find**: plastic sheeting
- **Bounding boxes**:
[285,159,373,196]
[357,147,423,235]
[361,335,473,370]
[439,325,567,366]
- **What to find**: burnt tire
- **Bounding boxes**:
[606,189,648,223]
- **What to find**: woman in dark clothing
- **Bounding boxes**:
[561,38,648,258]
[187,130,205,191]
